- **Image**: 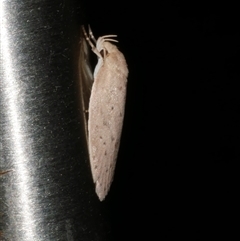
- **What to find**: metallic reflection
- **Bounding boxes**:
[1,2,38,240]
[0,1,113,240]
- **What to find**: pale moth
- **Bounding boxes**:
[81,26,128,201]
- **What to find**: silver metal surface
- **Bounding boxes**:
[0,1,112,240]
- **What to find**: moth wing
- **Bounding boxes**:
[79,33,94,142]
[88,51,128,200]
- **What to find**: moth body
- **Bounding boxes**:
[82,26,128,201]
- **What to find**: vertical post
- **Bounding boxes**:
[0,1,112,240]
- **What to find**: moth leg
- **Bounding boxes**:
[103,48,107,58]
[88,25,97,43]
[81,25,102,58]
[81,25,95,48]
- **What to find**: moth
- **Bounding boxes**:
[81,26,128,201]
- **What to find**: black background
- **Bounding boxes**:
[83,1,239,240]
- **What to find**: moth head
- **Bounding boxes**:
[96,35,118,56]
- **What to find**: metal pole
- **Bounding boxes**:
[0,1,112,240]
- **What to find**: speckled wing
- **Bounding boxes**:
[88,45,128,201]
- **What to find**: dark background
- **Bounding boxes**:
[83,0,239,240]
